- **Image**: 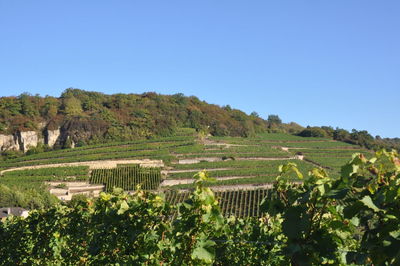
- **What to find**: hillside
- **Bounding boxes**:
[1,115,398,265]
[0,89,397,210]
[0,89,302,153]
[0,128,374,211]
[1,89,398,155]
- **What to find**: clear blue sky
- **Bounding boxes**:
[0,1,399,138]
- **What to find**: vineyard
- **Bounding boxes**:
[0,166,90,189]
[90,165,161,191]
[165,188,271,218]
[0,130,376,212]
[1,151,399,265]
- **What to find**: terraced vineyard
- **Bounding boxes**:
[0,166,90,189]
[90,165,161,192]
[0,128,374,216]
[0,135,194,169]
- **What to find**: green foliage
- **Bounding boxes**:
[0,184,58,209]
[18,93,39,118]
[26,143,47,155]
[1,150,23,160]
[0,89,271,140]
[0,171,230,265]
[298,126,329,138]
[0,135,191,169]
[61,96,84,117]
[0,166,90,201]
[1,151,400,264]
[0,122,399,265]
[260,149,400,265]
[166,189,271,218]
[299,126,400,152]
[267,114,282,125]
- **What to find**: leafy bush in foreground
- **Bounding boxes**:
[0,150,399,265]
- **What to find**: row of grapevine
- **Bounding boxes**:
[0,140,194,169]
[164,189,270,218]
[89,165,162,191]
[0,166,90,190]
[2,166,89,177]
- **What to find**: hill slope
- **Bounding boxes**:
[0,129,374,211]
[0,89,296,152]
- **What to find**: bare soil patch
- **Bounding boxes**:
[162,168,232,175]
[160,175,259,187]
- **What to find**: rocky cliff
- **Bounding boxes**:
[0,128,61,152]
[0,134,19,151]
[45,128,61,148]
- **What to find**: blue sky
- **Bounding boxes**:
[0,1,399,138]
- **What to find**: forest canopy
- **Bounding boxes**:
[0,89,295,144]
[0,89,397,151]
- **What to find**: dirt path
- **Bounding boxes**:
[178,157,224,164]
[177,156,297,164]
[161,168,232,175]
[236,157,295,161]
[202,138,249,147]
[0,159,164,175]
[160,175,259,186]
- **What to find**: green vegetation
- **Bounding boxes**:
[0,166,90,189]
[89,165,161,191]
[0,184,58,209]
[289,147,373,176]
[1,90,398,162]
[298,126,400,151]
[0,166,89,209]
[167,160,313,179]
[0,89,280,144]
[1,130,378,208]
[1,150,399,265]
[210,133,328,143]
[0,90,398,264]
[1,166,89,178]
[0,135,195,168]
[165,189,270,218]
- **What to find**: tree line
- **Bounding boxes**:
[0,89,299,146]
[297,126,400,151]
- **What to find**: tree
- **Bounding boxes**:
[267,114,282,125]
[19,93,38,118]
[250,111,259,118]
[62,96,83,117]
[297,127,328,138]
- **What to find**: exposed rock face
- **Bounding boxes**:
[0,134,19,151]
[45,128,61,148]
[18,131,41,152]
[0,128,62,153]
[0,118,109,153]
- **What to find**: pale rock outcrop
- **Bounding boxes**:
[0,134,19,151]
[18,131,40,152]
[0,128,62,153]
[45,128,61,147]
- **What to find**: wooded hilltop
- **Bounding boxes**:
[0,89,398,155]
